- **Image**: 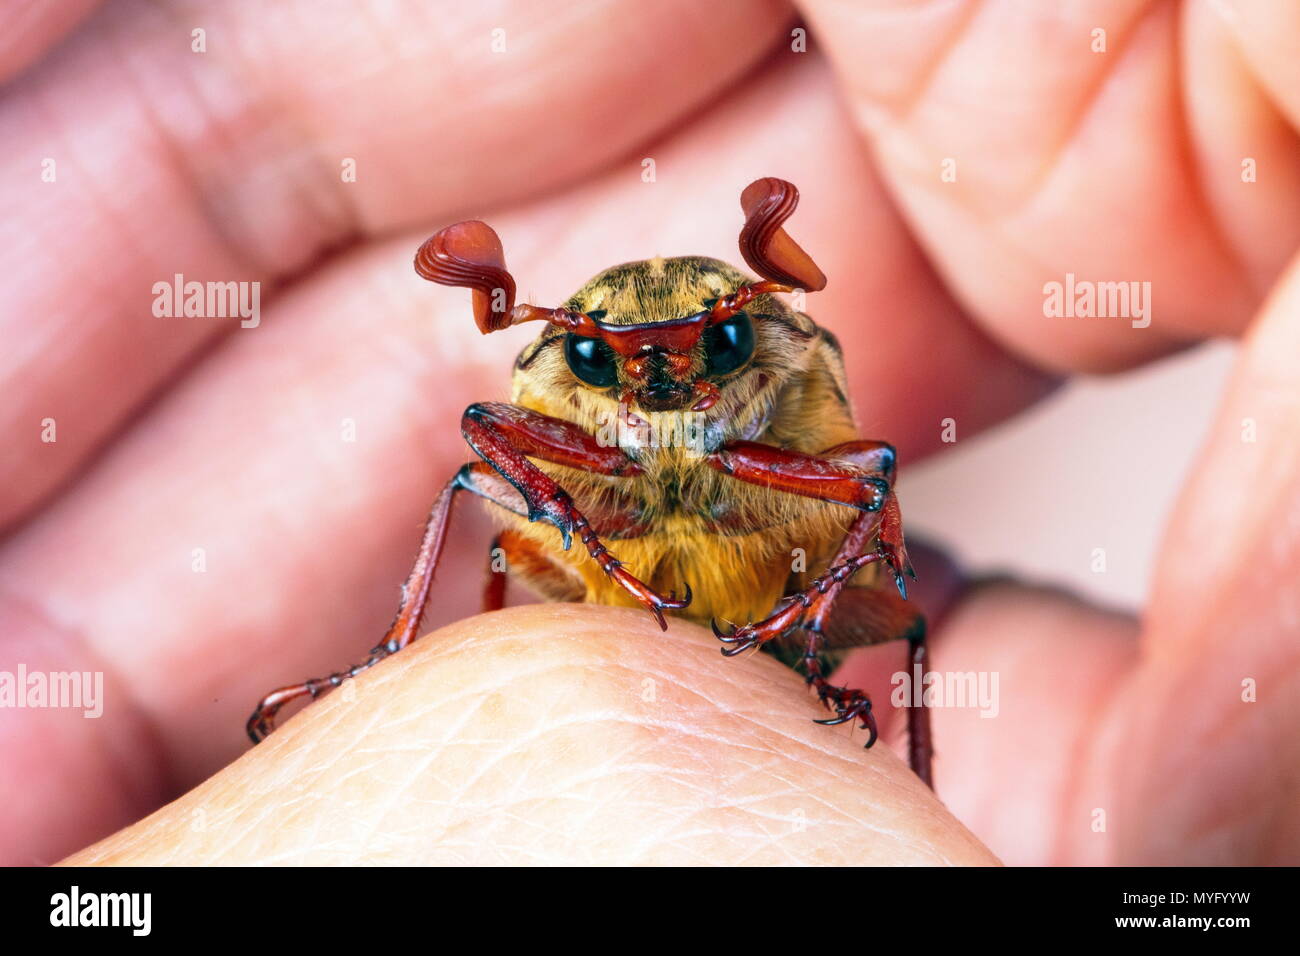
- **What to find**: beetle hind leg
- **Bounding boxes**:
[245,473,468,743]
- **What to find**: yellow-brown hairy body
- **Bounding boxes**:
[491,256,870,627]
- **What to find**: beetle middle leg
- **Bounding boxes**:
[484,527,591,608]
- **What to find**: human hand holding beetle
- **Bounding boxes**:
[3,1,1298,865]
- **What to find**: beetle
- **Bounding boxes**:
[247,178,931,786]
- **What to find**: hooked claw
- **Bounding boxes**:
[611,564,692,631]
[720,640,757,657]
[814,713,852,726]
[712,620,759,656]
[881,548,916,601]
[665,582,693,609]
[640,581,692,631]
[815,698,878,747]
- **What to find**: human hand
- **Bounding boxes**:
[2,0,1296,865]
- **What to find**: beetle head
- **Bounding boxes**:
[414,178,826,413]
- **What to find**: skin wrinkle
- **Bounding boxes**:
[889,0,985,124]
[883,3,1155,220]
[2,56,257,531]
[454,743,904,858]
[100,6,305,278]
[993,2,1152,221]
[1178,5,1289,300]
[1169,3,1258,302]
[870,67,1188,366]
[24,84,156,306]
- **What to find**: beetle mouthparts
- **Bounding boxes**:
[636,383,695,412]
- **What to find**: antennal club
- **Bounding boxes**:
[738,177,827,292]
[705,177,828,324]
[415,220,601,337]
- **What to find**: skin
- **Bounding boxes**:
[0,0,1296,865]
[65,604,995,866]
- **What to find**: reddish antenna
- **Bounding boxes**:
[415,177,828,340]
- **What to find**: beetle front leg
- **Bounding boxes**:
[705,438,912,652]
[461,402,690,628]
[707,439,914,595]
[706,439,930,784]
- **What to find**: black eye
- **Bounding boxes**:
[704,312,755,376]
[564,334,618,387]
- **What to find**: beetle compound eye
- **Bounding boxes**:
[704,312,755,376]
[564,334,619,388]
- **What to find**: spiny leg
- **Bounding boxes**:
[706,438,913,596]
[906,630,932,788]
[246,402,656,742]
[757,581,931,783]
[714,540,890,656]
[707,438,930,783]
[461,402,689,627]
[709,437,909,653]
[246,473,462,743]
[816,582,931,785]
[800,631,878,747]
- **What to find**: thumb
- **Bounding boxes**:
[63,604,996,866]
[1115,248,1300,864]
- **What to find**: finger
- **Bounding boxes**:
[1113,247,1300,864]
[1218,0,1300,129]
[831,576,1137,865]
[63,604,999,866]
[0,52,1054,862]
[797,0,1300,371]
[0,594,165,867]
[0,0,791,530]
[0,0,101,82]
